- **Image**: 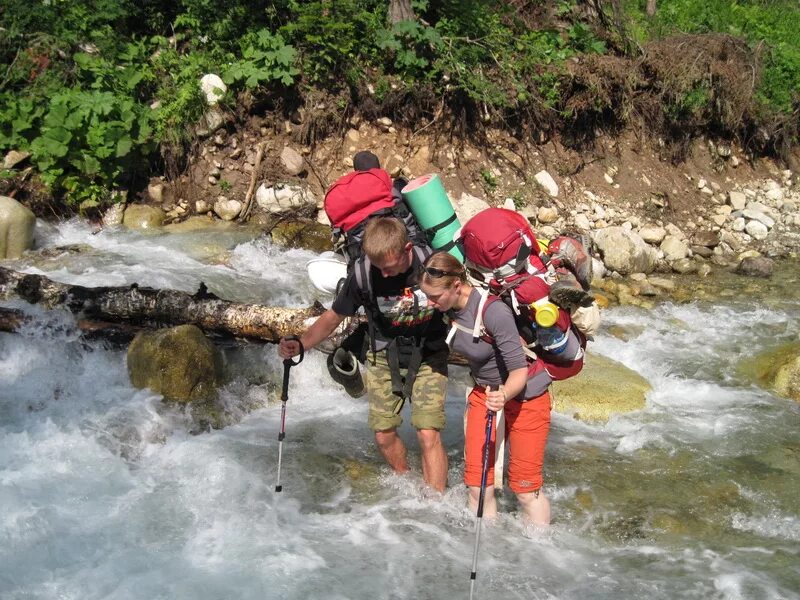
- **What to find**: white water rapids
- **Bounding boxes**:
[1,220,798,599]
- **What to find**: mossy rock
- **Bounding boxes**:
[122,205,165,229]
[127,324,221,403]
[163,215,234,232]
[551,352,650,422]
[270,219,333,253]
[739,340,800,402]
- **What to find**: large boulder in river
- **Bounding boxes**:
[593,227,658,275]
[127,324,222,403]
[740,341,800,402]
[0,195,35,259]
[551,352,650,422]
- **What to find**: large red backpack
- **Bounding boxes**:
[459,207,585,381]
[323,168,432,367]
[324,168,427,264]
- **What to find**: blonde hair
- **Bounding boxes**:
[421,251,467,291]
[362,217,409,261]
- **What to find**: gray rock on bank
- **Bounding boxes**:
[593,227,658,275]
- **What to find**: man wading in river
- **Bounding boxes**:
[279,216,450,492]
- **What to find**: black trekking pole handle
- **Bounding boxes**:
[275,336,304,493]
[281,336,304,401]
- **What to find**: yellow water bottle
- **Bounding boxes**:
[532,300,559,328]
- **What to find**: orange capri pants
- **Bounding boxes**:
[464,386,551,494]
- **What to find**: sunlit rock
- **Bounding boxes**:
[537,206,559,224]
[551,352,650,422]
[256,184,316,215]
[660,235,690,261]
[122,205,165,229]
[534,170,559,197]
[3,150,30,170]
[741,341,800,402]
[453,192,490,224]
[269,219,333,253]
[200,73,226,105]
[281,146,306,176]
[0,195,35,259]
[594,227,658,275]
[102,203,125,227]
[213,197,242,221]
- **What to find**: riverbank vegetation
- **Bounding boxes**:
[1,0,798,212]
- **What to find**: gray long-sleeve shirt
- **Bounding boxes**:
[449,288,553,400]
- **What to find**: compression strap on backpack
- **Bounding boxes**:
[423,213,458,237]
[386,336,428,400]
[412,245,433,265]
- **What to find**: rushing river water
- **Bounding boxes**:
[1,220,799,600]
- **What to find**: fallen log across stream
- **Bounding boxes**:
[0,266,332,343]
[0,267,469,365]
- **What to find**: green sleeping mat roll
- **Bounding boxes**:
[401,174,464,262]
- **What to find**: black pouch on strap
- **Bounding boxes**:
[386,336,426,400]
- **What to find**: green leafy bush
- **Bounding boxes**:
[278,0,384,86]
[223,30,299,89]
[28,89,154,206]
[375,20,443,77]
[626,0,800,113]
[1,0,797,213]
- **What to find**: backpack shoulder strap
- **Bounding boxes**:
[411,245,432,266]
[353,255,373,303]
[445,291,501,347]
[353,255,378,363]
[473,290,499,343]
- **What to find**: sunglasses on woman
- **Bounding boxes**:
[423,266,463,278]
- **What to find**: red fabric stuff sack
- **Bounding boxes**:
[324,168,426,263]
[324,168,395,233]
[460,208,540,276]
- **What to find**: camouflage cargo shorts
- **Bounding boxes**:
[365,350,448,432]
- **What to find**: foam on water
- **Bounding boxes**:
[22,218,324,305]
[580,300,800,458]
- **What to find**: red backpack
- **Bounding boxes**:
[459,207,585,381]
[324,168,427,264]
[324,168,395,233]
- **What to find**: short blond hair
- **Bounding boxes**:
[362,217,409,261]
[420,251,466,291]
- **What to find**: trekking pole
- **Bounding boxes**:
[469,405,496,599]
[275,336,304,493]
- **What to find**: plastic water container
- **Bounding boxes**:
[537,325,567,354]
